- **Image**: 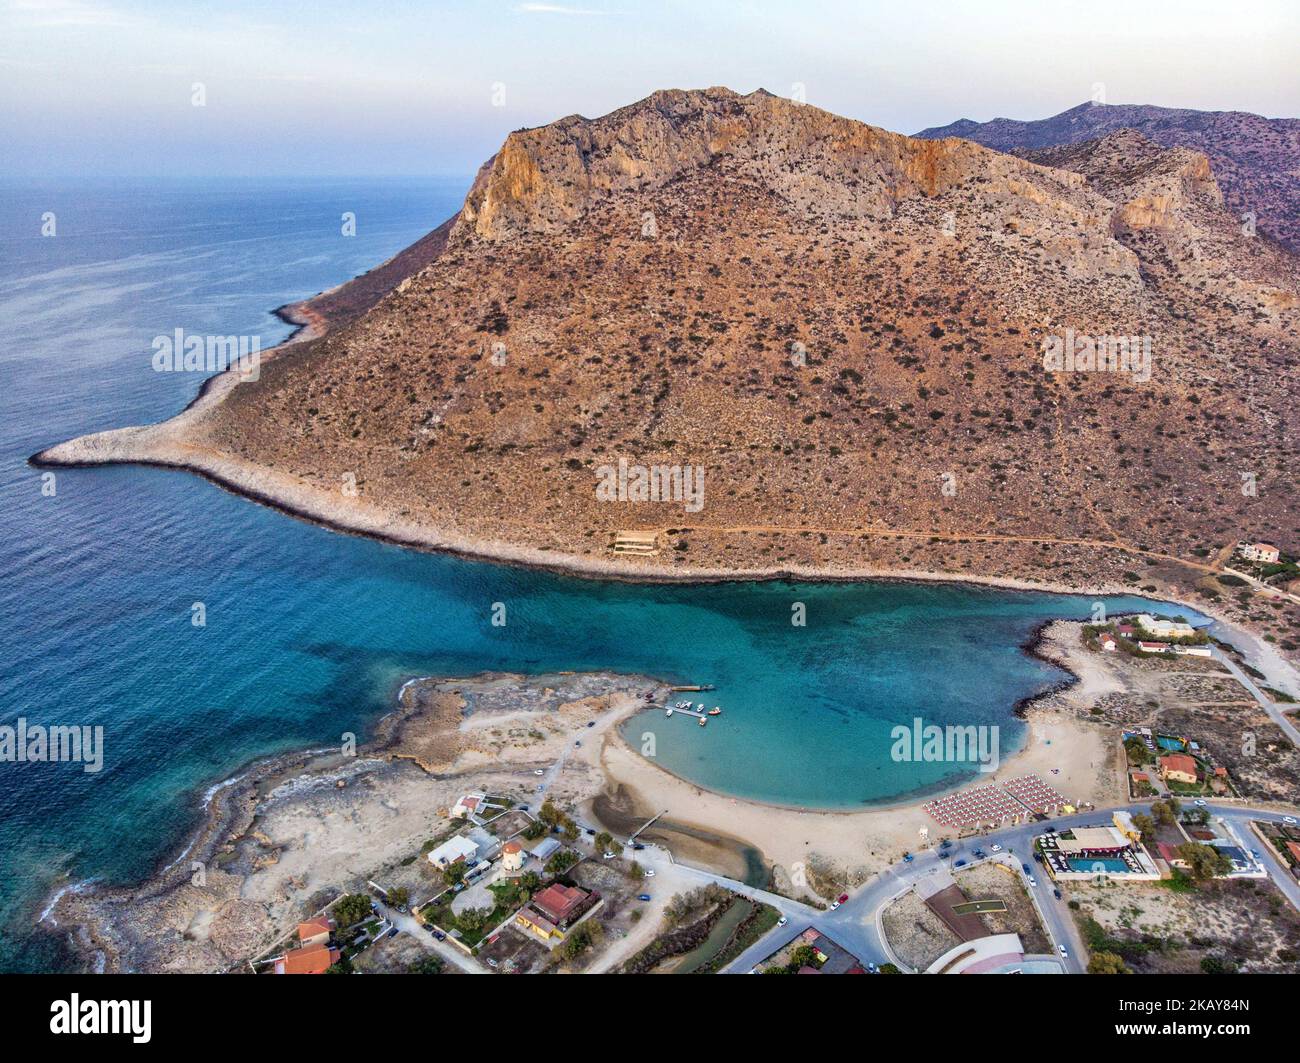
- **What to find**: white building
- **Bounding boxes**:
[427,835,479,869]
[1238,542,1280,564]
[1135,614,1197,640]
[501,840,525,873]
[450,793,486,820]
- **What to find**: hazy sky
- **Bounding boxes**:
[3,0,1297,177]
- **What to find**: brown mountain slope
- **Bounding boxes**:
[917,101,1300,254]
[39,88,1300,599]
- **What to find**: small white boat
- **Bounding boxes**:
[665,708,673,717]
[698,717,707,727]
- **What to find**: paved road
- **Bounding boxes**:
[1211,647,1300,747]
[710,801,1300,974]
[379,902,487,974]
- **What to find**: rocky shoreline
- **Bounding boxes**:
[41,670,661,973]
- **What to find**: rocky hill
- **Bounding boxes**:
[917,101,1300,253]
[39,88,1300,614]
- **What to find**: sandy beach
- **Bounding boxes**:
[594,621,1125,895]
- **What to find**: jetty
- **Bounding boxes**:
[666,705,707,720]
[669,684,715,692]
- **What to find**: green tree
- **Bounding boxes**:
[1088,951,1131,974]
[387,886,410,908]
[1124,738,1154,766]
[408,955,444,974]
[333,893,372,928]
[1177,842,1232,882]
[1131,813,1157,845]
[595,831,614,853]
[455,906,492,933]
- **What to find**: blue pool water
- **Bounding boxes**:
[0,177,1198,971]
[1066,857,1131,873]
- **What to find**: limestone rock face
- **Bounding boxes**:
[456,87,1084,243]
[918,100,1300,253]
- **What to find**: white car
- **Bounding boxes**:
[643,868,656,877]
[1284,816,1297,826]
[830,900,841,911]
[533,769,545,776]
[777,916,788,927]
[1193,799,1207,807]
[1058,944,1068,958]
[1028,876,1038,887]
[990,844,1003,853]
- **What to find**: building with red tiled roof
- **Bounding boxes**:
[297,917,335,947]
[533,883,590,925]
[1159,753,1198,785]
[274,943,340,974]
[514,883,598,943]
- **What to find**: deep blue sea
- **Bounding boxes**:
[0,177,1192,972]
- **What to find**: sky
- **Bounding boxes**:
[2,0,1297,177]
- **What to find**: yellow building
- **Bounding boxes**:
[1112,810,1141,843]
[514,909,562,942]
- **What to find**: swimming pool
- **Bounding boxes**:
[1066,857,1130,873]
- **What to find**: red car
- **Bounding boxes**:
[838,894,849,904]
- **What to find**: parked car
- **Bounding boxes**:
[1193,799,1207,807]
[1028,876,1038,887]
[584,827,595,835]
[637,894,652,902]
[777,916,788,927]
[644,869,656,877]
[632,842,646,850]
[1058,944,1068,958]
[1053,888,1062,900]
[587,721,595,727]
[954,859,967,868]
[866,962,878,973]
[1286,816,1298,826]
[1022,863,1031,873]
[1032,852,1043,863]
[602,851,615,859]
[433,930,446,941]
[972,849,985,859]
[533,769,545,776]
[990,844,1003,853]
[902,852,914,862]
[830,901,841,910]
[387,926,399,939]
[486,958,499,968]
[838,893,849,904]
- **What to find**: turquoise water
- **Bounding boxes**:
[1067,857,1130,873]
[0,178,1197,971]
